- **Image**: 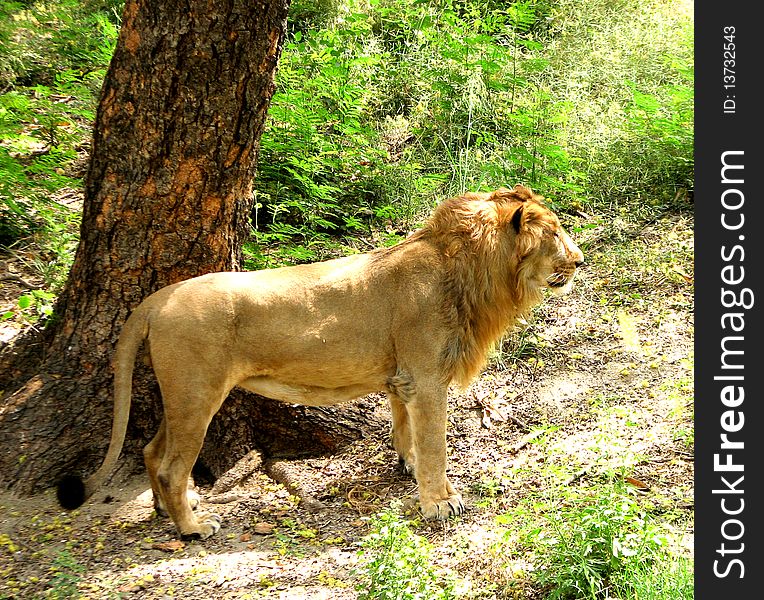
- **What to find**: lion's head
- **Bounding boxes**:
[417,184,584,385]
[504,185,584,297]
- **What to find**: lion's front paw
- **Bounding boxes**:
[179,513,222,540]
[419,493,465,520]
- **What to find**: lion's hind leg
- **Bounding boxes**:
[151,373,232,540]
[156,415,222,540]
[143,418,200,518]
[144,417,167,516]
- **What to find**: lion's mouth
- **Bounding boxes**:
[546,271,577,296]
[546,273,570,288]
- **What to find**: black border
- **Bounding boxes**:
[695,2,761,596]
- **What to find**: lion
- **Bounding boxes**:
[57,184,584,539]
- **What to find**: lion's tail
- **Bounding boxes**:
[57,302,151,510]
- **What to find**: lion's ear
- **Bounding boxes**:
[510,205,524,233]
[512,184,534,201]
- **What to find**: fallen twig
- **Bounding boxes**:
[0,274,39,290]
[510,429,545,453]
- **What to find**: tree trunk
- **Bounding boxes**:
[0,0,379,495]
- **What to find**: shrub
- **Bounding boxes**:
[354,503,457,600]
[521,478,685,599]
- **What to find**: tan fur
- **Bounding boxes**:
[74,185,584,539]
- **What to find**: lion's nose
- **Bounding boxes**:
[572,247,584,268]
[566,235,584,267]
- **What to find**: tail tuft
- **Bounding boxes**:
[57,475,86,510]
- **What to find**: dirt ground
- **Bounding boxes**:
[0,210,694,599]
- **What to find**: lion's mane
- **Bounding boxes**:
[390,185,555,386]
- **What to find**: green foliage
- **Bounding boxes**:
[515,477,690,599]
[250,0,693,261]
[255,23,391,238]
[354,502,457,600]
[47,549,85,598]
[254,0,560,256]
[2,0,693,266]
[0,0,119,89]
[543,0,694,209]
[287,0,343,33]
[611,554,693,600]
[0,0,116,289]
[2,288,55,322]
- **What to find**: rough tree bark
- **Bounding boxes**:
[0,0,382,495]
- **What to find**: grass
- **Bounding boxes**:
[527,480,689,599]
[354,503,458,600]
[466,462,693,600]
[612,554,693,600]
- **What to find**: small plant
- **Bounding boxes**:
[470,476,504,499]
[355,502,457,600]
[520,477,687,599]
[2,289,57,325]
[47,549,85,599]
